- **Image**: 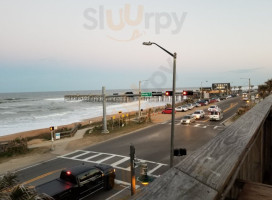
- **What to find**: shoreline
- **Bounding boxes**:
[0,105,165,142]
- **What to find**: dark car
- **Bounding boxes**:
[196,100,208,106]
[36,164,116,200]
[162,108,176,114]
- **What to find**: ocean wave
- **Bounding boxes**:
[45,98,64,101]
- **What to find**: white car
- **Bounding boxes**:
[175,105,188,112]
[186,104,194,110]
[181,115,196,124]
[192,110,205,119]
[208,105,219,112]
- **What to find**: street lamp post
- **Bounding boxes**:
[200,81,208,99]
[241,78,251,101]
[139,80,148,120]
[143,41,177,168]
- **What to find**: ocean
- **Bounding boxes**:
[0,89,174,137]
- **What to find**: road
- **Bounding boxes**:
[16,97,244,200]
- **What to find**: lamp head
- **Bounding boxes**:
[142,41,153,46]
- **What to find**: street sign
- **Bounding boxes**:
[141,92,152,97]
[55,133,60,140]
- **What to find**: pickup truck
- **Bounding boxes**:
[36,164,116,200]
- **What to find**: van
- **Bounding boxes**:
[209,109,223,121]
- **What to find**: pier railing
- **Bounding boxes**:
[64,93,184,103]
[132,95,272,200]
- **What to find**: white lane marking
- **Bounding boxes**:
[115,179,140,189]
[202,126,207,128]
[83,153,102,161]
[61,149,87,157]
[72,152,91,159]
[58,150,166,176]
[106,185,130,200]
[220,113,236,125]
[96,155,116,163]
[111,157,130,167]
[148,163,164,174]
[194,124,201,127]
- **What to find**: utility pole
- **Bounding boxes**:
[130,144,136,195]
[249,78,251,101]
[102,86,109,133]
[138,81,141,120]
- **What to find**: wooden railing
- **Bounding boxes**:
[132,95,272,200]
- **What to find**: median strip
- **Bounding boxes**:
[223,102,238,113]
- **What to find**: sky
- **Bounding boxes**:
[0,0,271,93]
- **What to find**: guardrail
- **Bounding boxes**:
[132,95,272,200]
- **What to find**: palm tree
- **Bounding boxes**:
[258,84,268,99]
[265,79,272,94]
[0,172,52,200]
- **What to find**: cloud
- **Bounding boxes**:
[227,67,263,74]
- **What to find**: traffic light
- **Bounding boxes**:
[183,91,193,95]
[165,91,173,96]
[174,148,187,156]
[50,126,54,131]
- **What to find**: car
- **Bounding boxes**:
[226,95,232,99]
[192,110,205,119]
[181,115,196,124]
[194,102,201,107]
[209,98,217,103]
[196,100,208,106]
[36,164,116,199]
[162,108,176,114]
[208,105,219,112]
[209,109,223,121]
[186,104,194,110]
[175,105,188,112]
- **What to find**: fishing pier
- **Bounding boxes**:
[64,93,184,103]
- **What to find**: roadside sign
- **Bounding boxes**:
[55,133,60,140]
[141,92,152,97]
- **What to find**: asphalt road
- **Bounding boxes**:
[16,96,244,200]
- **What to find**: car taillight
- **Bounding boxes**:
[66,171,71,175]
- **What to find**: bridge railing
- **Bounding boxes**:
[132,95,272,200]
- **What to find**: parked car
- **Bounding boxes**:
[208,105,219,112]
[186,104,194,110]
[181,115,196,124]
[162,108,176,114]
[192,110,205,119]
[196,100,208,106]
[194,102,201,107]
[175,105,188,112]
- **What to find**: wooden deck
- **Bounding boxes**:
[238,181,272,200]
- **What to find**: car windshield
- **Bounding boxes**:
[183,116,191,119]
[194,112,200,114]
[211,112,218,115]
[210,106,215,108]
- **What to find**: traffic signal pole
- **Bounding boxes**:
[130,144,136,195]
[170,53,177,168]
